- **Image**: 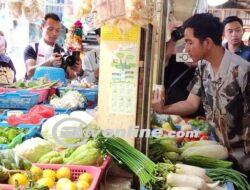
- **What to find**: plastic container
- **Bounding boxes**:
[0,164,102,190]
[42,104,71,115]
[0,91,39,109]
[58,87,98,108]
[0,87,16,93]
[58,86,98,94]
[29,88,50,103]
[0,122,40,149]
[55,107,72,114]
[99,156,111,177]
[33,66,67,85]
[0,88,49,103]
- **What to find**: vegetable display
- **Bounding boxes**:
[0,128,27,145]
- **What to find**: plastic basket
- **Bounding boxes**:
[0,164,101,190]
[0,87,16,93]
[42,104,71,115]
[0,122,40,149]
[33,66,67,85]
[0,91,39,110]
[99,156,111,177]
[0,109,25,121]
[0,88,49,103]
[55,107,71,115]
[29,88,50,103]
[58,86,98,95]
[58,87,98,108]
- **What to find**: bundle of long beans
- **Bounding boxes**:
[95,135,156,186]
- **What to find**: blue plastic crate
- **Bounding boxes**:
[41,104,72,114]
[0,122,40,149]
[33,66,67,85]
[54,107,71,114]
[0,92,39,110]
[0,110,25,121]
[58,86,98,95]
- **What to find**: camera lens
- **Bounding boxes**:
[171,26,184,42]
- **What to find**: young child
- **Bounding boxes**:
[0,31,16,85]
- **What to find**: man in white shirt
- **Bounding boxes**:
[24,13,82,80]
[24,13,63,79]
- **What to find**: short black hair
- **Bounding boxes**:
[183,13,223,46]
[44,13,61,22]
[95,28,101,36]
[222,16,243,29]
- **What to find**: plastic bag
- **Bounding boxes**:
[7,113,43,126]
[7,105,55,126]
[28,105,55,118]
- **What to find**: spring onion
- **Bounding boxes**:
[95,135,156,186]
[206,168,250,190]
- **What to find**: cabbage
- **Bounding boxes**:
[14,137,52,162]
[50,90,86,109]
[41,114,87,147]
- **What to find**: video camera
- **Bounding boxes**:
[61,51,80,69]
[171,26,185,42]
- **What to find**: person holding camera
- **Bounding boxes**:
[222,16,250,62]
[163,21,204,117]
[24,13,83,80]
[24,13,63,79]
[152,13,250,176]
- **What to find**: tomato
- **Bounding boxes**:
[199,134,208,140]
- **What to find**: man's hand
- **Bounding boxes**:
[48,53,62,67]
[152,89,165,113]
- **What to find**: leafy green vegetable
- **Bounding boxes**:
[7,128,21,140]
[188,117,212,132]
[0,136,9,144]
[9,79,58,89]
[149,138,178,162]
[148,162,174,190]
[206,168,250,190]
